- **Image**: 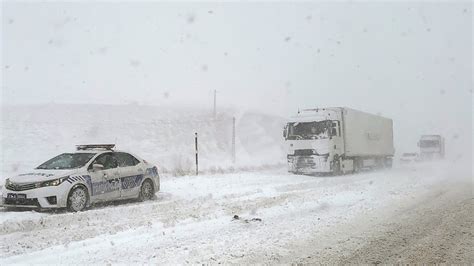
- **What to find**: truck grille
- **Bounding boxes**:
[294,149,314,156]
[295,156,316,167]
[6,182,37,191]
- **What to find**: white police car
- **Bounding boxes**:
[1,144,160,212]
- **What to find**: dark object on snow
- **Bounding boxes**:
[232,215,262,223]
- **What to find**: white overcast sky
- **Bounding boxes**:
[1,1,472,154]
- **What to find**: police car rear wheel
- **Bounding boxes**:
[139,180,154,201]
[68,187,87,212]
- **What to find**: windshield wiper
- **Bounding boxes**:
[293,135,303,140]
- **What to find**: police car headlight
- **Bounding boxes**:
[39,177,68,187]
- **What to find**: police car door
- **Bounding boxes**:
[115,152,143,198]
[87,152,121,202]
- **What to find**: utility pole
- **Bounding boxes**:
[213,90,217,119]
[195,132,199,175]
[232,117,236,163]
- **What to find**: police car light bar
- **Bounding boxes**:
[76,144,116,151]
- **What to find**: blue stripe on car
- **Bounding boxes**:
[121,175,144,190]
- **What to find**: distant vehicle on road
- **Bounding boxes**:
[418,135,445,161]
[399,152,419,164]
[1,144,160,212]
[283,107,395,175]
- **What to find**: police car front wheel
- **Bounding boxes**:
[67,186,88,212]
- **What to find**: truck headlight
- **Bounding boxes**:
[287,155,294,162]
[39,177,68,187]
[322,154,330,162]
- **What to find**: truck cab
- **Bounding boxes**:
[283,108,345,174]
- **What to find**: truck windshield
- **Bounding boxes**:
[287,120,332,140]
[36,153,96,170]
[419,140,439,148]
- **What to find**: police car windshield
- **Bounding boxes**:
[36,153,96,170]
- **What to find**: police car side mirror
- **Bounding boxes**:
[92,164,104,171]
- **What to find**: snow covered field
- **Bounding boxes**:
[1,160,472,264]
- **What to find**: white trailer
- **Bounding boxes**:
[418,135,445,160]
[283,107,395,175]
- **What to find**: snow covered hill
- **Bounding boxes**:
[0,104,286,179]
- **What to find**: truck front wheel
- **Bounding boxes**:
[332,158,342,176]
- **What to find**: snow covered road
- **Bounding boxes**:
[0,161,472,264]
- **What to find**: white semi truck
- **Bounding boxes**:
[418,135,445,160]
[283,107,395,175]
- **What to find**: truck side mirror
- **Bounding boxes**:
[283,126,288,139]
